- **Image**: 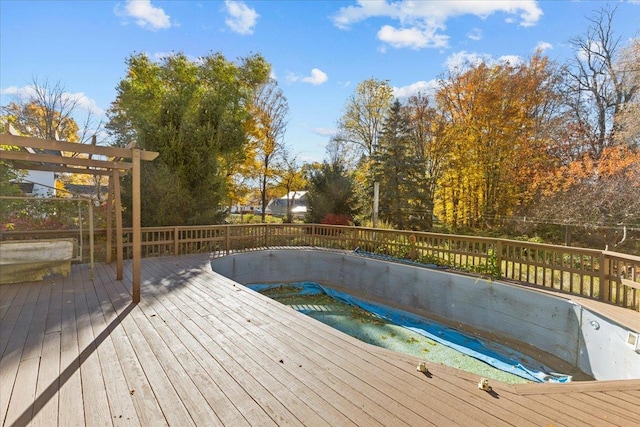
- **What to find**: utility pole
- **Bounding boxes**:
[373,182,379,228]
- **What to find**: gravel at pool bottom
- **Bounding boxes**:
[258,285,532,385]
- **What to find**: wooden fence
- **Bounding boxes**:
[2,224,639,311]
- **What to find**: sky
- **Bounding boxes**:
[1,0,639,163]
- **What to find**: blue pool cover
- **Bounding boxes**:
[247,281,571,383]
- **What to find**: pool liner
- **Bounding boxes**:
[247,281,571,383]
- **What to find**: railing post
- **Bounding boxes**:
[174,226,180,256]
[599,251,609,303]
[353,226,359,249]
[225,224,230,255]
[496,239,503,279]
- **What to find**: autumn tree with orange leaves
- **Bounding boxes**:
[528,145,640,249]
[433,54,563,228]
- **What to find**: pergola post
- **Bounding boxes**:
[106,177,113,264]
[132,149,142,303]
[112,169,124,280]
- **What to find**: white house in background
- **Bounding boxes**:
[11,142,58,196]
[267,191,308,218]
[20,169,56,196]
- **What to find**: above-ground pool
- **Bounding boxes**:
[210,249,640,381]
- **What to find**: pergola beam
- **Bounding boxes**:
[0,132,158,161]
[9,161,116,176]
[0,150,133,171]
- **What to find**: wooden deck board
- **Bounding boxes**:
[139,258,397,426]
[30,328,61,427]
[185,269,529,427]
[81,265,140,426]
[56,273,85,427]
[92,266,169,427]
[75,272,114,427]
[7,281,53,426]
[130,261,304,425]
[1,253,639,426]
[0,283,21,322]
[0,283,42,425]
[136,273,329,426]
[137,254,640,426]
[609,389,640,406]
[204,287,479,426]
[170,260,452,426]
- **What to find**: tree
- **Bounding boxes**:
[336,78,393,160]
[372,100,415,229]
[613,38,640,147]
[530,145,640,249]
[247,79,289,222]
[325,133,360,172]
[335,78,393,222]
[1,78,108,201]
[565,5,639,157]
[305,160,355,225]
[106,52,271,226]
[1,77,101,143]
[434,54,563,228]
[0,160,20,190]
[274,147,306,223]
[405,93,450,230]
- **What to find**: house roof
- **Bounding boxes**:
[279,191,307,200]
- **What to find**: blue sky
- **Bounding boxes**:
[1,0,639,163]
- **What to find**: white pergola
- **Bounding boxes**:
[0,127,159,303]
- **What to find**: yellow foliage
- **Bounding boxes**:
[434,54,560,227]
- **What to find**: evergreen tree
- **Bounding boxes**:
[305,161,355,225]
[372,100,417,230]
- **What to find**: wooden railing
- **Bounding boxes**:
[2,224,639,311]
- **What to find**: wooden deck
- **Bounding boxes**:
[1,254,639,427]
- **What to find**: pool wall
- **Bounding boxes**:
[210,249,640,381]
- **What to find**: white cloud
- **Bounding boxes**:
[153,51,174,61]
[331,0,395,30]
[444,51,523,71]
[224,0,259,35]
[378,25,449,49]
[445,51,493,70]
[1,85,32,98]
[152,51,201,64]
[577,40,604,62]
[498,55,523,66]
[116,0,173,31]
[288,68,328,86]
[1,85,104,115]
[303,69,328,85]
[393,80,438,99]
[332,0,542,50]
[467,28,482,41]
[535,41,553,52]
[313,127,337,137]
